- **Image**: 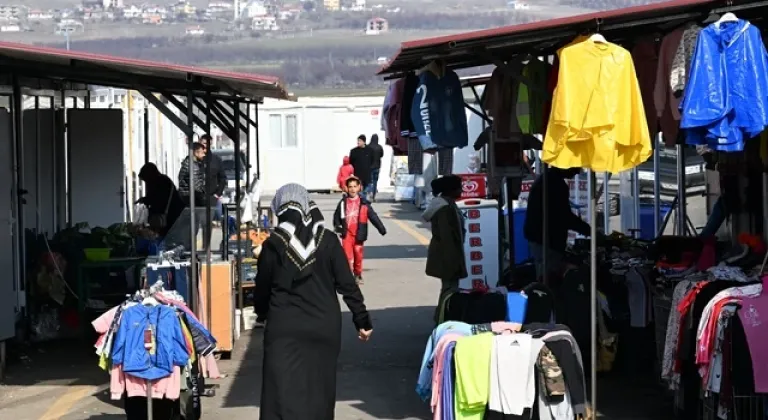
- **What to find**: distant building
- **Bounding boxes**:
[0,5,24,22]
[251,15,278,31]
[0,24,20,32]
[103,0,124,8]
[365,17,387,35]
[507,1,530,10]
[123,5,142,18]
[324,0,340,11]
[355,0,365,9]
[243,0,267,18]
[186,25,205,35]
[28,10,55,21]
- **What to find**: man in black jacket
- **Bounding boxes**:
[349,135,374,200]
[178,143,207,207]
[523,167,593,281]
[199,134,227,250]
[367,134,384,202]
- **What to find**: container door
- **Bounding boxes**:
[68,109,125,227]
[0,109,16,340]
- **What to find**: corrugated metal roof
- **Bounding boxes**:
[379,0,767,76]
[0,41,293,100]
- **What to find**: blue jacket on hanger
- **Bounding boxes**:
[111,304,190,381]
[680,19,768,152]
[410,69,469,151]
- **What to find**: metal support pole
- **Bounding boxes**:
[50,97,58,231]
[254,103,261,182]
[204,93,213,335]
[632,166,640,233]
[12,80,25,301]
[653,134,661,235]
[62,90,71,226]
[602,172,609,233]
[144,106,150,164]
[187,91,198,315]
[245,104,251,188]
[34,97,41,233]
[541,164,548,281]
[588,169,598,420]
[676,144,686,235]
[234,100,244,330]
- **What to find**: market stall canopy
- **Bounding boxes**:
[379,0,768,77]
[0,41,294,101]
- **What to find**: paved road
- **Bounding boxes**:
[0,194,678,420]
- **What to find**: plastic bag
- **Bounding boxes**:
[133,203,149,225]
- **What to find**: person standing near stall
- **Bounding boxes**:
[254,183,373,420]
[349,134,374,200]
[137,162,184,238]
[199,134,227,250]
[523,166,592,281]
[422,175,467,323]
[368,134,384,202]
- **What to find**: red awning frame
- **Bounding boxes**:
[0,41,294,101]
[379,0,768,78]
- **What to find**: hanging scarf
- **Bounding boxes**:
[270,183,326,278]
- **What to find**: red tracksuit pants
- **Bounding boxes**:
[342,234,364,276]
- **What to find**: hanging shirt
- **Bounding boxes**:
[488,334,542,415]
[680,19,768,152]
[441,341,457,420]
[345,196,361,237]
[417,321,474,400]
[411,69,469,150]
[654,27,685,146]
[454,333,494,420]
[518,58,551,135]
[431,333,464,420]
[737,290,768,392]
[542,36,652,173]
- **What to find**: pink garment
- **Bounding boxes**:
[110,365,181,400]
[92,306,120,352]
[491,322,522,334]
[738,292,768,393]
[156,293,223,379]
[431,333,463,420]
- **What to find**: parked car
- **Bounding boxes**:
[637,142,705,193]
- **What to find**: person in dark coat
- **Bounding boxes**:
[422,175,467,323]
[199,134,227,249]
[367,134,384,201]
[137,163,184,237]
[523,166,592,280]
[349,134,374,197]
[177,143,207,208]
[254,183,373,420]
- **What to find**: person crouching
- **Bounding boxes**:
[333,176,387,285]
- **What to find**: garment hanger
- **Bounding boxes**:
[142,295,159,306]
[589,33,607,43]
[702,12,720,24]
[715,12,738,26]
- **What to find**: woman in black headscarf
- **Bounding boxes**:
[254,183,373,420]
[137,163,184,237]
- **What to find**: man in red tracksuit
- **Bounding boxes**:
[333,176,387,285]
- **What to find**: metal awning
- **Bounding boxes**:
[379,0,768,77]
[0,41,294,100]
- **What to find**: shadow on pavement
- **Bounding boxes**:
[223,305,434,419]
[388,203,430,230]
[364,244,427,260]
[0,338,105,387]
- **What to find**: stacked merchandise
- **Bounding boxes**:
[416,321,587,420]
[92,281,222,420]
[380,61,468,177]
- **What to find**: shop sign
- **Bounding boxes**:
[458,173,488,200]
[457,199,500,291]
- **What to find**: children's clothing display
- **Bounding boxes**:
[92,283,218,419]
[680,19,768,152]
[411,66,468,151]
[542,35,653,173]
[417,321,585,420]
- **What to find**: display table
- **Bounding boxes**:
[76,257,145,314]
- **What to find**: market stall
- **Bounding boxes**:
[0,40,292,417]
[378,0,768,418]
